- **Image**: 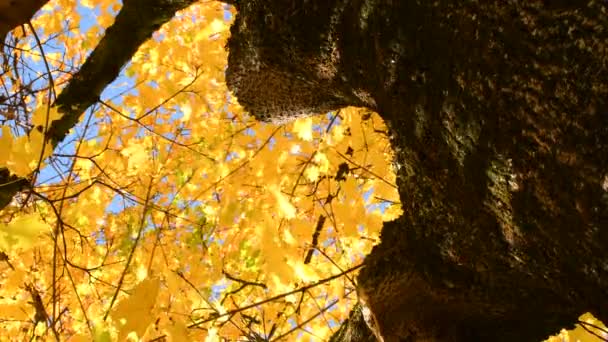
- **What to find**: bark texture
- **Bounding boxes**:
[225,1,608,341]
[0,0,48,39]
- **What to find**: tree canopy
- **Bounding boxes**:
[0,0,606,341]
[0,1,400,340]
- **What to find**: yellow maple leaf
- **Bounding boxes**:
[0,126,13,166]
[180,102,193,122]
[4,268,26,289]
[304,165,320,182]
[165,319,189,342]
[1,129,52,177]
[205,327,219,342]
[0,213,49,252]
[111,277,160,341]
[196,18,228,41]
[120,142,149,174]
[313,152,330,173]
[31,106,62,129]
[4,135,35,176]
[0,301,31,320]
[288,259,318,282]
[269,185,296,219]
[28,130,54,160]
[330,124,345,143]
[293,117,313,141]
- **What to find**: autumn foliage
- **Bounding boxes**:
[0,1,605,341]
[0,2,400,340]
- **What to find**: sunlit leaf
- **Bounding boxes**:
[111,277,160,341]
[0,213,48,251]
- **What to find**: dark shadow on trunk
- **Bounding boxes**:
[225,1,608,341]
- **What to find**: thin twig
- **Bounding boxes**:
[188,263,363,328]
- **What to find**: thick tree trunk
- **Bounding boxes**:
[226,1,608,341]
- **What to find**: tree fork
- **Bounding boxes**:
[225,1,608,341]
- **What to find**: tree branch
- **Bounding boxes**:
[0,0,198,211]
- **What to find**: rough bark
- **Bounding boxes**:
[0,0,198,210]
[0,0,49,39]
[225,1,608,341]
[329,304,378,342]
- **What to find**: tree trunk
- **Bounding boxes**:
[225,1,608,341]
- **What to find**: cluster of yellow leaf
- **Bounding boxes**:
[0,105,59,176]
[0,213,47,252]
[0,1,402,340]
[547,313,608,342]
